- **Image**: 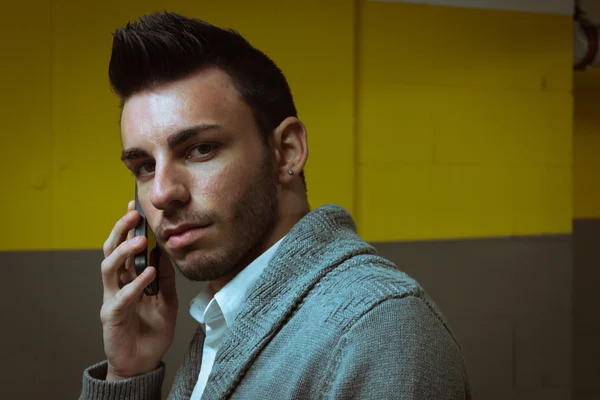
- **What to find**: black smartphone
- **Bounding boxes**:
[134,184,160,296]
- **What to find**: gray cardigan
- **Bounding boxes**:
[81,204,471,399]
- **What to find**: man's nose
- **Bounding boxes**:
[150,163,190,210]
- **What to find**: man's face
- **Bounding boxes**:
[121,68,279,282]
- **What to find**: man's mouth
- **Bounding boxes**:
[163,223,211,249]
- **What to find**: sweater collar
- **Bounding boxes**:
[189,235,285,329]
[201,204,376,399]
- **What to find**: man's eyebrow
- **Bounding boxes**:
[167,123,221,148]
[121,148,149,162]
[120,124,222,162]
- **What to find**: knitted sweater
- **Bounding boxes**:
[80,204,471,399]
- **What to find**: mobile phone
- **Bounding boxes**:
[134,184,160,296]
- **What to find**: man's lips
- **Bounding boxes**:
[163,224,211,249]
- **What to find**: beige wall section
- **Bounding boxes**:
[574,68,600,219]
[1,0,355,251]
[356,0,573,242]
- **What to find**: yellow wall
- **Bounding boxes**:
[0,2,53,249]
[0,0,355,250]
[1,0,575,250]
[574,68,600,219]
[356,1,573,241]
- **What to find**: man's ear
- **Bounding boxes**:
[271,117,308,184]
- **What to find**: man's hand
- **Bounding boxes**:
[100,200,178,381]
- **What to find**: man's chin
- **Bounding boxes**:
[169,247,234,282]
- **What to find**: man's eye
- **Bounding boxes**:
[189,143,218,158]
[134,162,155,177]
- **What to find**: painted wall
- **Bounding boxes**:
[356,0,573,241]
[0,0,355,251]
[1,0,574,250]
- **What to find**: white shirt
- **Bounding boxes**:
[189,237,285,400]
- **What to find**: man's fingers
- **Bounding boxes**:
[114,267,157,310]
[119,265,138,289]
[103,209,140,258]
[125,255,134,274]
[102,236,147,300]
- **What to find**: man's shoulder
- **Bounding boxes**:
[305,253,443,329]
[321,253,423,300]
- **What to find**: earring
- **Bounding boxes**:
[288,169,294,175]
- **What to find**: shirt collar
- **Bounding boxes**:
[189,236,286,327]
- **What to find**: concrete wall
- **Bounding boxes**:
[572,220,600,400]
[375,236,572,400]
[0,236,573,399]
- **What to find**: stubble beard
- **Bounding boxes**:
[168,156,280,282]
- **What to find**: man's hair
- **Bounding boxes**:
[109,11,305,183]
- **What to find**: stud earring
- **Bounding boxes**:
[288,169,294,175]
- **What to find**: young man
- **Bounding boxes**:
[81,12,471,400]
